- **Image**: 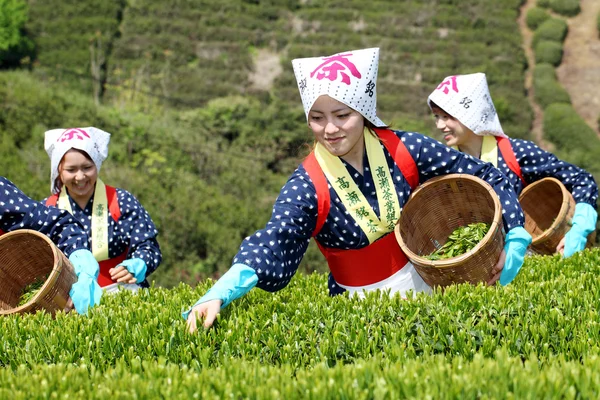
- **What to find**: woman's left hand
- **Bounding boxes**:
[487,249,506,286]
[109,266,137,284]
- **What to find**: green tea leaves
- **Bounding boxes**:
[425,223,490,260]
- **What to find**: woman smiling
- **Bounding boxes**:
[44,127,162,293]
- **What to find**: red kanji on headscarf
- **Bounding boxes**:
[310,53,362,85]
[56,128,90,142]
[436,76,459,94]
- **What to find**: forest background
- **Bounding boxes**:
[1,0,599,287]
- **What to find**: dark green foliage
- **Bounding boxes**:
[6,0,539,284]
[526,6,550,30]
[532,17,568,47]
[533,63,571,109]
[0,71,323,287]
[0,0,35,67]
[23,0,530,141]
[534,40,563,66]
[25,0,124,92]
[547,0,580,17]
[537,0,551,7]
[543,103,600,176]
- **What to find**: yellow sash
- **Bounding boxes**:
[58,179,110,261]
[453,135,498,167]
[314,131,400,244]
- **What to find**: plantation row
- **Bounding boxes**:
[526,3,600,181]
[1,249,599,370]
[1,352,600,399]
[24,0,533,140]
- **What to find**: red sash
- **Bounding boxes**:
[303,129,419,287]
[496,137,526,186]
[46,185,122,221]
[46,185,127,288]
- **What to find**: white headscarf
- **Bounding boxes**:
[427,72,507,138]
[44,127,111,194]
[292,47,386,127]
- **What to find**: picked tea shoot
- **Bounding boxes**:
[18,275,48,306]
[425,222,490,260]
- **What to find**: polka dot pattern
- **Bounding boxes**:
[44,187,162,286]
[229,131,525,296]
[0,176,90,257]
[503,138,598,206]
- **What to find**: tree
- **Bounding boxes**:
[0,0,34,67]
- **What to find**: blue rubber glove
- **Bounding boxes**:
[119,258,147,283]
[68,249,102,314]
[564,203,598,258]
[499,226,532,286]
[182,264,258,320]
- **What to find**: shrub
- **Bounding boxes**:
[532,17,568,46]
[534,40,563,66]
[543,103,600,176]
[2,249,600,372]
[537,0,551,7]
[548,0,580,17]
[526,7,550,30]
[5,353,600,398]
[532,63,571,108]
[0,0,35,67]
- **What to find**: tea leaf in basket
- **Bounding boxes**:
[425,223,490,261]
[18,275,49,306]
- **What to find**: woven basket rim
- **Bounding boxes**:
[0,229,64,314]
[395,174,503,269]
[519,177,571,246]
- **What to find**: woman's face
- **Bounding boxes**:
[308,95,365,160]
[432,106,475,147]
[59,149,97,201]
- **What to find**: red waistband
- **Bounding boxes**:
[97,251,129,287]
[317,232,409,287]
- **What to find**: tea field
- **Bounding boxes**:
[1,248,600,398]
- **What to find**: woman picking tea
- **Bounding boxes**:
[185,48,532,332]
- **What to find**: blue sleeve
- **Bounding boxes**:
[231,167,318,292]
[181,263,258,319]
[116,189,162,278]
[0,177,90,257]
[564,203,598,257]
[68,249,102,314]
[400,133,526,231]
[499,226,532,285]
[512,139,598,209]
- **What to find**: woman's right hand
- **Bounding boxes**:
[186,299,222,333]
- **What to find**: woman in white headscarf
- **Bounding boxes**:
[428,73,598,257]
[185,48,532,333]
[44,127,162,293]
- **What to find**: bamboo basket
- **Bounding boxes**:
[395,174,504,288]
[519,177,596,255]
[0,230,77,316]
